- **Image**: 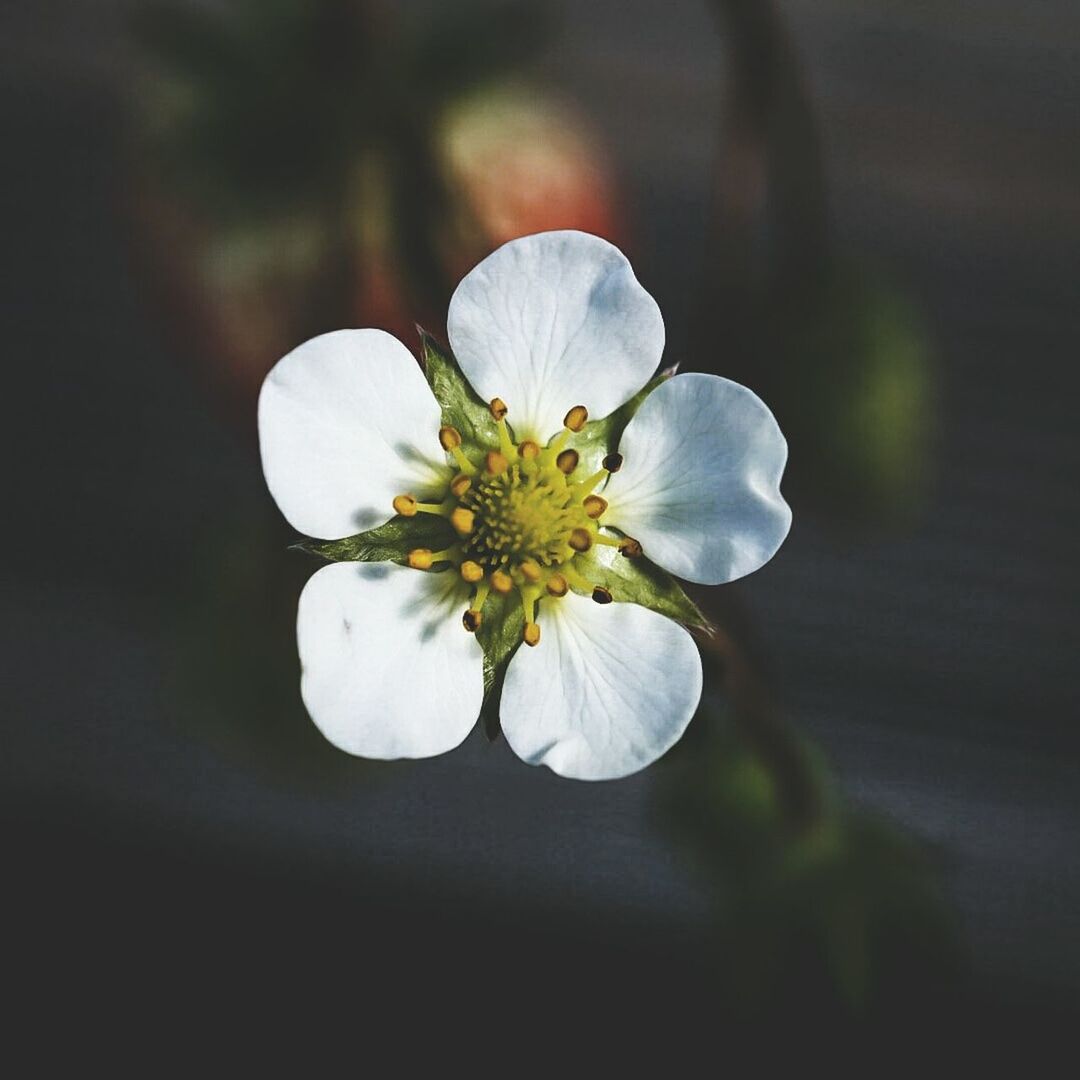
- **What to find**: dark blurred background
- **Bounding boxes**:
[3,0,1078,1036]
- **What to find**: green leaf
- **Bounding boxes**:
[571,374,667,475]
[575,544,712,632]
[293,514,456,563]
[419,329,497,453]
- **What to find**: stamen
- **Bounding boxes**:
[519,559,542,584]
[547,429,571,458]
[568,527,593,553]
[450,473,472,498]
[602,452,623,473]
[573,468,611,498]
[460,560,484,583]
[518,440,541,461]
[485,450,509,476]
[546,404,589,462]
[407,548,433,570]
[521,586,541,647]
[412,499,453,516]
[546,573,569,597]
[438,426,462,451]
[555,449,579,475]
[563,405,588,432]
[582,495,607,519]
[561,564,595,594]
[472,580,491,612]
[392,494,418,517]
[440,426,477,475]
[450,446,477,475]
[593,533,622,549]
[462,609,482,632]
[490,399,516,458]
[450,507,475,536]
[592,586,614,605]
[619,537,644,559]
[491,569,514,594]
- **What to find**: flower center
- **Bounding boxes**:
[461,466,587,569]
[393,400,640,647]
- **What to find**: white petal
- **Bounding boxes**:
[259,329,446,539]
[447,230,664,443]
[500,594,702,781]
[604,373,791,586]
[297,562,483,759]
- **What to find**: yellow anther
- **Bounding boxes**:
[491,570,514,594]
[450,507,475,536]
[546,573,569,597]
[520,560,542,584]
[523,622,541,647]
[568,527,593,553]
[583,495,607,519]
[439,425,477,475]
[485,450,509,475]
[518,440,541,460]
[564,405,588,433]
[489,398,508,421]
[392,494,418,517]
[439,425,462,451]
[602,452,623,473]
[462,609,483,633]
[619,537,644,559]
[556,449,579,475]
[592,586,614,605]
[450,473,472,498]
[461,560,484,583]
[407,549,433,570]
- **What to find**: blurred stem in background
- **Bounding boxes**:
[703,0,936,525]
[703,0,830,344]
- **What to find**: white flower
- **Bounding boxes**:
[259,230,791,781]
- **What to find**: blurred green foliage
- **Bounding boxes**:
[661,668,961,1015]
[169,507,390,787]
[131,0,553,332]
[133,0,551,220]
[772,266,937,525]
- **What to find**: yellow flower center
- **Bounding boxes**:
[395,401,641,646]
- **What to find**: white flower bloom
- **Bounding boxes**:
[259,230,791,781]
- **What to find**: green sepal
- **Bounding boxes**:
[474,592,523,696]
[292,514,456,563]
[571,374,668,474]
[473,591,524,741]
[418,328,497,453]
[575,544,713,632]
